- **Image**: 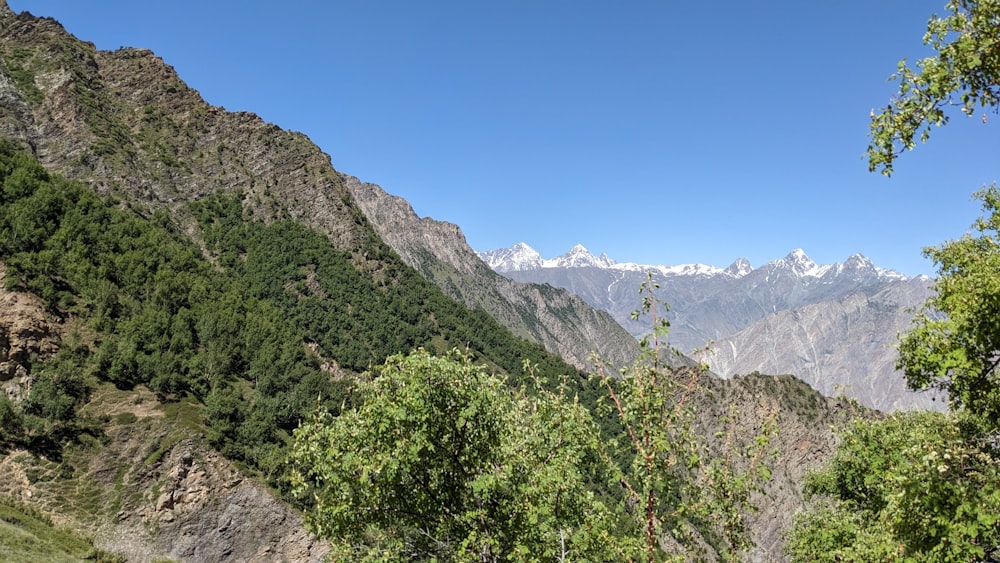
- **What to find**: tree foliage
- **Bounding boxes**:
[596,276,776,562]
[897,185,1000,430]
[868,0,1000,175]
[288,274,777,561]
[289,348,617,562]
[786,412,1000,562]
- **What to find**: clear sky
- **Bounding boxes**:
[9,1,997,276]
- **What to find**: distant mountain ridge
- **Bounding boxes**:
[480,243,937,411]
[479,243,908,281]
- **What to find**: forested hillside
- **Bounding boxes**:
[0,139,593,475]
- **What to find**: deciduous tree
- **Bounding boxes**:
[288,348,616,561]
[868,0,999,175]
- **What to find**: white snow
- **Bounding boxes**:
[478,243,908,281]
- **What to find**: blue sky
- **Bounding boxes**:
[10,1,997,276]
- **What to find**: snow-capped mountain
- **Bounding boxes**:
[478,243,934,412]
[479,243,905,282]
[478,243,615,272]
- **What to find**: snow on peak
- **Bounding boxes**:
[724,258,753,278]
[478,244,908,281]
[652,263,725,277]
[549,244,616,269]
[843,253,874,271]
[776,249,825,276]
[477,242,542,273]
[841,253,906,281]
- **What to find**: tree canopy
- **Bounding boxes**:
[897,186,1000,430]
[288,349,618,562]
[867,0,999,175]
[288,282,776,561]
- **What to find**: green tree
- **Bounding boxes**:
[789,3,1000,559]
[288,348,616,562]
[897,186,1000,430]
[595,276,775,562]
[868,0,1000,175]
[0,394,24,446]
[786,412,1000,562]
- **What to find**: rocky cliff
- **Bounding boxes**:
[710,277,941,411]
[0,1,634,373]
[0,2,364,249]
[344,175,638,369]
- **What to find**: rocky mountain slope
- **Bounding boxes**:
[481,243,937,411]
[343,176,638,369]
[0,1,633,373]
[710,277,940,411]
[0,265,330,562]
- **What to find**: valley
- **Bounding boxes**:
[0,1,963,561]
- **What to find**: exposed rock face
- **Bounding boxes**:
[0,4,364,251]
[711,278,942,411]
[344,175,639,369]
[693,372,858,561]
[0,423,330,563]
[98,438,329,563]
[0,264,60,403]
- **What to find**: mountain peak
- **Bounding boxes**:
[843,253,874,271]
[724,258,753,278]
[512,241,538,254]
[479,244,907,282]
[778,249,819,275]
[784,248,812,262]
[554,244,615,269]
[477,242,542,273]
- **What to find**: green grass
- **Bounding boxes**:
[0,495,123,562]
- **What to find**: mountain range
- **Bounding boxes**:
[0,2,876,560]
[480,243,939,411]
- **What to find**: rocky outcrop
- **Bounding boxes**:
[96,437,329,563]
[0,264,60,403]
[0,6,366,252]
[344,175,639,369]
[0,407,330,563]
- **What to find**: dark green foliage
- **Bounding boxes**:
[0,139,590,484]
[190,189,591,389]
[898,186,1000,432]
[0,141,343,475]
[0,394,23,447]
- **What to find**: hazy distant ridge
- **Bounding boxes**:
[480,243,935,411]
